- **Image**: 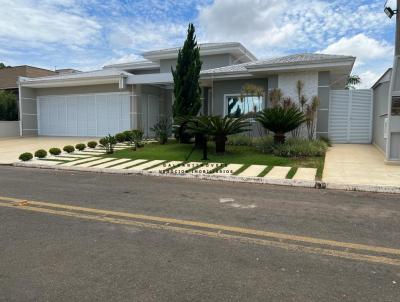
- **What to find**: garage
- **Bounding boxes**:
[328,89,373,144]
[37,92,130,137]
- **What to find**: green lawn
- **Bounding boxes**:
[105,141,325,179]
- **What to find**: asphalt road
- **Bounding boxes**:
[0,166,399,301]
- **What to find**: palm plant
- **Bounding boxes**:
[305,96,320,140]
[346,75,361,89]
[188,115,250,154]
[256,107,306,144]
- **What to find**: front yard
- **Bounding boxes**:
[104,140,325,179]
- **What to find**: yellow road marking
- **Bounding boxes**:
[0,195,399,257]
[0,200,400,266]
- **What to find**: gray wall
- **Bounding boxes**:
[211,78,269,116]
[316,71,330,139]
[372,81,389,153]
[20,86,37,136]
[0,121,20,137]
[35,84,125,96]
[160,54,233,73]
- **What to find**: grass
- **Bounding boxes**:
[104,140,325,179]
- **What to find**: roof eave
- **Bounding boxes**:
[19,75,124,88]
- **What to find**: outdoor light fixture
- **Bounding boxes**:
[385,6,397,18]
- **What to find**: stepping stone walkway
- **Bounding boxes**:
[264,166,291,179]
[192,163,224,174]
[60,157,98,166]
[128,160,165,171]
[109,159,147,169]
[293,168,317,181]
[75,157,117,168]
[94,158,132,168]
[238,165,267,177]
[213,164,243,176]
[170,162,202,173]
[147,161,183,172]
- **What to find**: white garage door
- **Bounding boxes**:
[37,93,130,137]
[329,89,373,143]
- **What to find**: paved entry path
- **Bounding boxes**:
[323,144,400,187]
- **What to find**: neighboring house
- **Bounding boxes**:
[18,42,357,141]
[372,68,400,162]
[0,66,57,137]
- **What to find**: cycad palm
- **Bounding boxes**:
[256,107,305,144]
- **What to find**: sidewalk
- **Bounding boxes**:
[323,144,400,192]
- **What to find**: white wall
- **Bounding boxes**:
[0,121,20,137]
[278,71,318,102]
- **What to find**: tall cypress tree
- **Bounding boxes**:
[172,23,202,142]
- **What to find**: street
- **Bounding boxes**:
[0,166,399,301]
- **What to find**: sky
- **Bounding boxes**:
[0,0,397,88]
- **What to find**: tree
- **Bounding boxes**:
[0,91,18,121]
[0,63,11,69]
[172,23,202,143]
[346,75,361,89]
[256,107,305,144]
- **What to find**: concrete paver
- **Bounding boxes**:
[213,164,243,175]
[127,160,165,171]
[192,163,224,174]
[323,144,400,186]
[293,168,317,181]
[170,162,202,173]
[93,158,131,168]
[74,158,116,168]
[147,161,183,172]
[265,166,291,179]
[238,165,267,177]
[109,159,147,170]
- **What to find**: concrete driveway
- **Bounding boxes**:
[0,136,97,164]
[323,144,400,187]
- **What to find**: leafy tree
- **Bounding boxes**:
[0,62,11,69]
[346,75,361,89]
[172,23,202,143]
[256,107,305,144]
[0,91,18,121]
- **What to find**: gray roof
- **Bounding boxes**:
[201,53,355,75]
[19,69,130,83]
[143,42,242,56]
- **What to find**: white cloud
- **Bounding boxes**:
[0,0,101,48]
[103,54,142,66]
[319,34,393,65]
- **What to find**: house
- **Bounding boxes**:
[18,42,358,141]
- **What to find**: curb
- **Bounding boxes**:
[324,182,400,194]
[13,162,317,188]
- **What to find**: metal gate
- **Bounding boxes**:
[328,89,373,143]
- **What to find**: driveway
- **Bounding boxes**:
[323,144,400,187]
[0,136,97,164]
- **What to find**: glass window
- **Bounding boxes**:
[226,95,263,118]
[392,96,400,116]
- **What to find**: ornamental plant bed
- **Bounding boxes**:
[102,140,325,179]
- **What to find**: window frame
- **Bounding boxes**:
[223,93,264,119]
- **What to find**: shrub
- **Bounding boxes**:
[227,134,253,146]
[0,90,18,121]
[151,119,171,145]
[125,130,144,151]
[49,148,61,156]
[75,143,86,151]
[123,130,132,141]
[115,132,126,143]
[63,145,75,153]
[272,138,328,157]
[99,134,117,154]
[34,149,47,158]
[87,141,97,148]
[254,136,275,153]
[319,136,332,147]
[256,107,305,144]
[19,152,33,161]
